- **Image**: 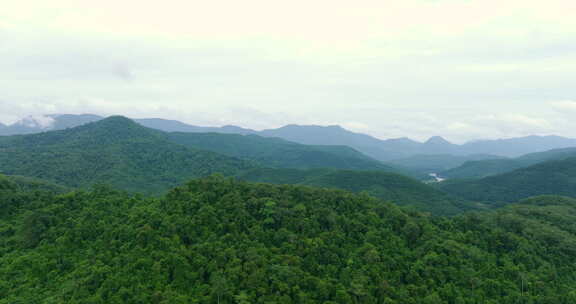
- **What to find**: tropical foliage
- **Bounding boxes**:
[3,175,576,303]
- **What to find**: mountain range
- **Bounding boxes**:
[237,168,471,215]
[0,116,255,193]
[441,147,576,179]
[6,114,576,302]
[0,115,486,214]
[3,114,576,161]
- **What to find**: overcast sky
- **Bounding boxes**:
[1,0,575,143]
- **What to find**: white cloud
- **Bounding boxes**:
[550,100,576,111]
[1,0,576,141]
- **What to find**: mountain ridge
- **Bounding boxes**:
[0,116,256,193]
[4,114,576,160]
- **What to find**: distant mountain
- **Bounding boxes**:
[135,118,258,134]
[258,127,576,160]
[4,114,576,160]
[49,114,103,130]
[0,114,103,136]
[460,135,576,157]
[166,132,395,172]
[0,116,255,193]
[389,154,505,177]
[421,136,458,155]
[259,125,426,160]
[237,168,473,215]
[442,147,576,179]
[439,156,576,203]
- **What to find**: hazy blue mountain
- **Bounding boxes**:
[135,118,258,134]
[0,116,255,193]
[442,147,576,179]
[421,136,458,155]
[0,116,52,135]
[259,125,426,160]
[49,114,104,130]
[460,135,576,157]
[439,156,576,203]
[166,132,395,171]
[0,114,104,136]
[4,114,576,161]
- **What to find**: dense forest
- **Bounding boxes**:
[3,175,576,303]
[4,116,576,303]
[0,116,256,194]
[166,132,395,172]
[439,156,576,203]
[441,147,576,179]
[237,168,471,215]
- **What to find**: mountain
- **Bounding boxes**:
[258,125,424,160]
[389,153,504,177]
[4,176,576,303]
[420,136,457,155]
[49,114,103,130]
[460,135,576,157]
[135,118,258,134]
[439,156,576,203]
[166,132,395,172]
[5,114,576,160]
[0,114,103,136]
[0,116,255,193]
[237,168,471,215]
[442,147,576,179]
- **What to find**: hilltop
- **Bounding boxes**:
[237,168,472,215]
[0,116,255,193]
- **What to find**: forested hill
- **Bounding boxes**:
[237,168,471,215]
[0,116,255,193]
[439,156,576,203]
[3,176,576,303]
[166,132,395,172]
[441,147,576,179]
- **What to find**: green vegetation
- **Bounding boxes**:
[3,175,576,303]
[166,132,394,171]
[439,156,576,203]
[0,116,255,194]
[238,168,470,215]
[442,147,576,179]
[388,154,503,177]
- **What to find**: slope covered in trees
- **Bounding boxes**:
[439,156,576,203]
[442,147,576,179]
[388,154,503,177]
[166,132,395,171]
[3,176,576,303]
[237,168,474,215]
[0,116,255,194]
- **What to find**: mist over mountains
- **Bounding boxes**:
[3,114,576,161]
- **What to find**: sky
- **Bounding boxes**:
[1,0,575,143]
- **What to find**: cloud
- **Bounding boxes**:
[550,100,576,112]
[1,0,576,141]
